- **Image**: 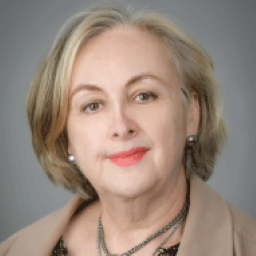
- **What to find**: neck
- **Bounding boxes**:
[97,168,187,254]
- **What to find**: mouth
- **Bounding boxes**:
[107,147,150,167]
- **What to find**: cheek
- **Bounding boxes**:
[67,116,108,161]
[150,104,186,159]
[152,104,185,137]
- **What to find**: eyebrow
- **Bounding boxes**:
[71,73,166,98]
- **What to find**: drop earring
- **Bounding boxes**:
[185,135,196,179]
[68,154,75,163]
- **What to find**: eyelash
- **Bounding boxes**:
[82,92,158,113]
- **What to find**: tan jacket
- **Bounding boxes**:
[0,176,256,255]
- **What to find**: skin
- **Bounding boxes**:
[65,25,199,255]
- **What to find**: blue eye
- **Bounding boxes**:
[82,101,103,113]
[135,92,158,102]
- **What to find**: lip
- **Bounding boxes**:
[107,147,150,159]
[108,148,149,167]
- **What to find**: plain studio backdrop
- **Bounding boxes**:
[0,0,255,242]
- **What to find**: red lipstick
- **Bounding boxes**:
[108,147,149,167]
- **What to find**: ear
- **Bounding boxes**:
[68,141,72,155]
[186,92,200,136]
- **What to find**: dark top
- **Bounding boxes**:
[50,198,180,256]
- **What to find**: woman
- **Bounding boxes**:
[0,3,255,256]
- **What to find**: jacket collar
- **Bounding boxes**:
[7,194,84,256]
[177,175,233,255]
[39,194,84,256]
[8,176,233,255]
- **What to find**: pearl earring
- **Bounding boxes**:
[68,154,75,163]
[185,135,196,179]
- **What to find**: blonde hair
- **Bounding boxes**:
[26,3,228,199]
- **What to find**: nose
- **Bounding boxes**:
[110,105,139,141]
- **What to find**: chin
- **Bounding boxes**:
[105,176,159,199]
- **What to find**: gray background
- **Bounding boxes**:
[0,0,255,242]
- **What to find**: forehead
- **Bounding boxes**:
[71,25,178,90]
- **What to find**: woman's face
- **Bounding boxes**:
[67,26,199,198]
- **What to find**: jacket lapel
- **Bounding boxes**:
[177,176,233,255]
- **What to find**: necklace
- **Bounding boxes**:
[98,179,190,256]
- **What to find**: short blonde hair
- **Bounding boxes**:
[26,3,228,199]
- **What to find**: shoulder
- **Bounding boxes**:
[190,176,256,255]
[0,208,61,255]
[0,194,84,255]
[0,230,20,255]
[226,201,256,255]
[227,201,256,240]
[0,207,65,255]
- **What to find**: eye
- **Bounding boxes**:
[134,92,158,102]
[82,101,103,113]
